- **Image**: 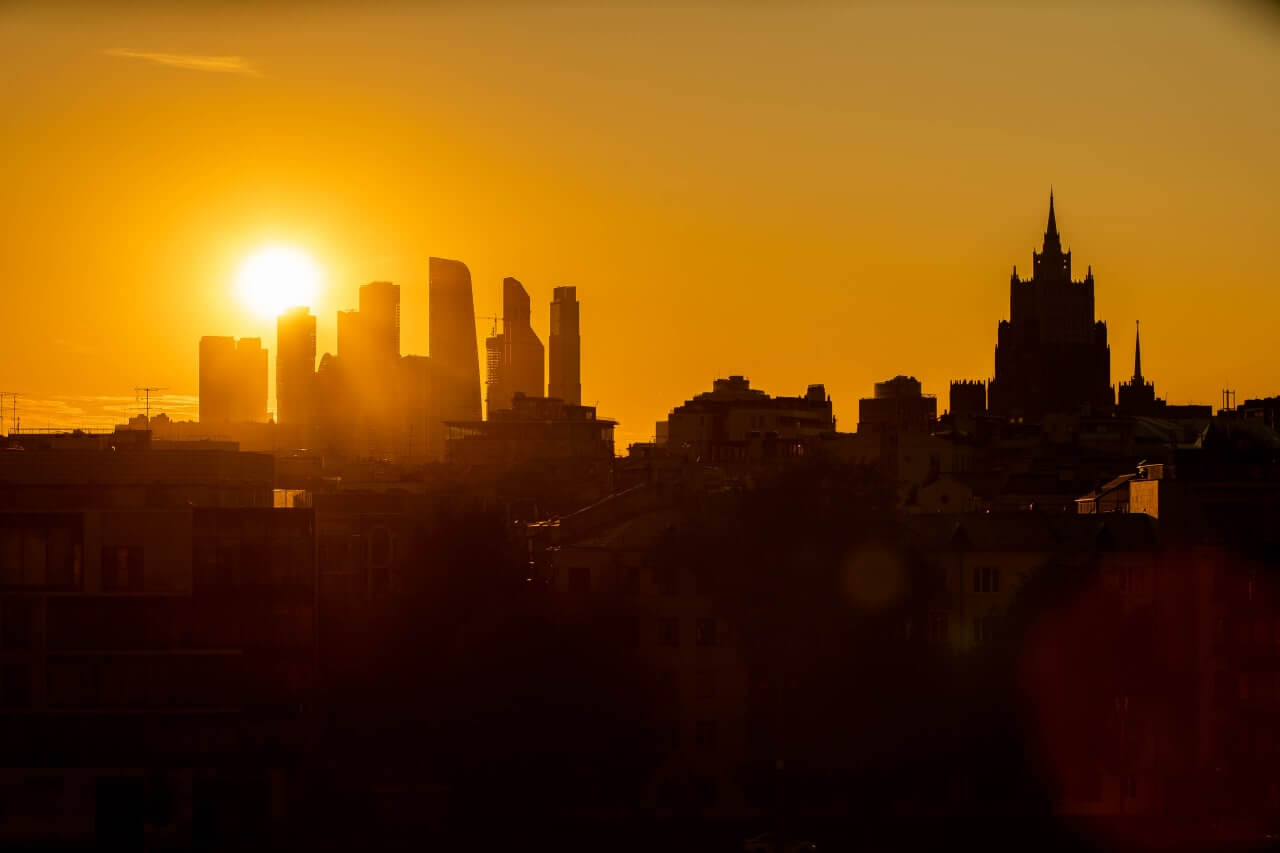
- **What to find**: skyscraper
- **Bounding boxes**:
[988,194,1113,420]
[359,280,401,363]
[199,336,236,424]
[429,257,482,426]
[548,286,581,405]
[276,307,316,427]
[233,338,269,423]
[199,336,268,424]
[486,277,545,416]
[338,282,401,371]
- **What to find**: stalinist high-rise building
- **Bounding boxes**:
[988,194,1113,420]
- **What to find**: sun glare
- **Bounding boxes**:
[236,245,322,318]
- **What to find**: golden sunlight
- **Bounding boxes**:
[235,245,322,318]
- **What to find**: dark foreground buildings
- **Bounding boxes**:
[0,431,314,848]
[10,195,1280,849]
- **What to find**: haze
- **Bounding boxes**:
[2,1,1277,442]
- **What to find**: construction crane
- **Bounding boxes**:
[477,316,502,388]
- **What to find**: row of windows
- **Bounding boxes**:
[193,539,313,588]
[0,523,83,589]
[1237,670,1280,704]
[658,617,721,648]
[972,614,996,645]
[0,655,252,710]
[565,564,714,598]
[655,668,720,702]
[973,566,1001,594]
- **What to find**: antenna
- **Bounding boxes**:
[134,386,168,420]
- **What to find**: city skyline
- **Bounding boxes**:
[3,2,1278,443]
[0,192,1255,440]
[5,2,1280,845]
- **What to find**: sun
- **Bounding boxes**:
[235,245,322,318]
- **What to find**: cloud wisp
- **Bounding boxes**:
[104,48,260,76]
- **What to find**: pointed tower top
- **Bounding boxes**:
[1043,189,1062,254]
[1134,320,1143,383]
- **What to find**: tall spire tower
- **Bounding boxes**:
[988,192,1113,420]
[1117,319,1158,415]
[1133,320,1142,383]
[1043,189,1062,255]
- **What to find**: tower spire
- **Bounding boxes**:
[1134,320,1142,382]
[1043,189,1062,254]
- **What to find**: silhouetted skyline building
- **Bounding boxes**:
[857,375,937,434]
[429,258,483,441]
[659,375,834,465]
[338,281,401,370]
[949,380,987,421]
[359,280,401,363]
[398,354,439,463]
[1117,321,1158,416]
[988,194,1113,421]
[549,285,581,406]
[199,335,268,424]
[486,277,545,417]
[277,306,317,428]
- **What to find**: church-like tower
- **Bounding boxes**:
[1117,321,1159,415]
[988,193,1114,420]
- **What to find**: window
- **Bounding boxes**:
[927,612,948,644]
[0,521,82,589]
[695,719,717,748]
[659,617,679,647]
[47,659,96,708]
[972,615,994,645]
[1,600,32,650]
[696,669,717,701]
[102,547,144,592]
[654,565,678,596]
[0,663,30,708]
[973,566,1000,593]
[696,618,719,647]
[691,776,717,810]
[368,526,392,569]
[656,668,679,706]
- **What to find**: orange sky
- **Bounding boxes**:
[2,1,1277,443]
